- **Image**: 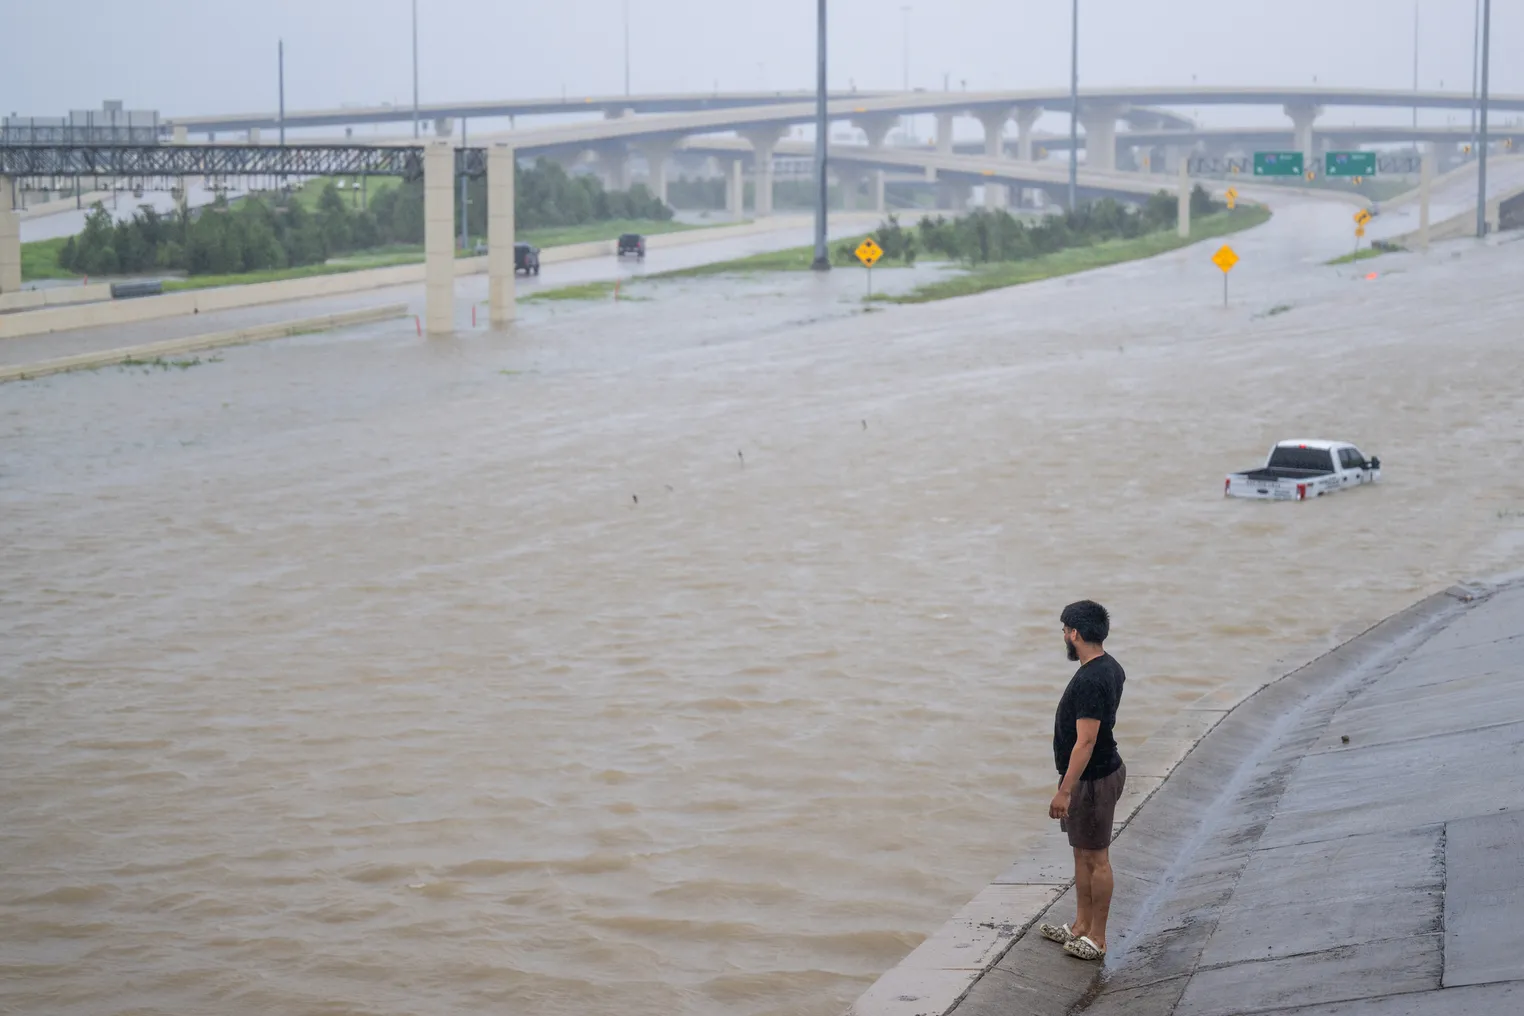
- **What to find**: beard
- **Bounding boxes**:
[1065,637,1079,661]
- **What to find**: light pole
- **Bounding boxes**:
[1476,0,1491,238]
[1068,0,1078,211]
[278,39,285,147]
[900,6,911,143]
[811,0,830,271]
[411,0,420,139]
[1411,2,1419,132]
[623,0,631,97]
[1471,0,1481,150]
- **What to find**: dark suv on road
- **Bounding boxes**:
[515,242,541,275]
[616,233,646,258]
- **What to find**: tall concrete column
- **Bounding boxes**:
[837,165,865,211]
[976,107,1011,208]
[1418,143,1433,252]
[936,113,955,154]
[1014,105,1043,161]
[434,117,454,138]
[1177,158,1191,238]
[598,146,631,192]
[0,178,20,295]
[172,125,188,144]
[423,141,455,336]
[727,157,746,220]
[1078,103,1128,173]
[638,138,675,205]
[487,144,517,326]
[852,116,895,215]
[743,126,786,217]
[1284,104,1322,168]
[931,112,955,182]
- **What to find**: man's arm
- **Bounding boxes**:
[1049,718,1101,819]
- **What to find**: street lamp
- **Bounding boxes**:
[411,0,420,139]
[1476,0,1491,238]
[624,0,631,97]
[811,0,830,270]
[1068,0,1078,211]
[900,6,912,143]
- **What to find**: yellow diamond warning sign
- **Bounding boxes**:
[1354,208,1373,226]
[855,238,884,267]
[1211,245,1239,273]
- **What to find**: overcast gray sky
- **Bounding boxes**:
[2,0,1517,127]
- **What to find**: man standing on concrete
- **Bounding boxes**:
[1039,600,1127,962]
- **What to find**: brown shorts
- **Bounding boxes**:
[1060,762,1127,851]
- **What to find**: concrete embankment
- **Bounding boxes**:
[852,575,1524,1016]
[0,304,407,383]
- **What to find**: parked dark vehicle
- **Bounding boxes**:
[617,233,646,258]
[515,242,541,275]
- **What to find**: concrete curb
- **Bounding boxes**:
[0,303,407,383]
[845,580,1490,1016]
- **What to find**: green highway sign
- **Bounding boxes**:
[1325,151,1378,177]
[1253,151,1304,177]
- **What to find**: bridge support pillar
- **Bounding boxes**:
[931,112,955,181]
[598,145,630,192]
[487,144,517,327]
[743,126,786,217]
[423,141,455,336]
[1014,105,1042,161]
[172,125,188,144]
[638,138,675,205]
[936,172,971,213]
[1177,158,1191,239]
[726,156,746,220]
[1078,102,1128,173]
[434,117,454,138]
[976,107,1011,208]
[1284,104,1322,169]
[837,166,864,211]
[0,179,20,296]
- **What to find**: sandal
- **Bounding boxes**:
[1063,935,1106,961]
[1038,922,1076,944]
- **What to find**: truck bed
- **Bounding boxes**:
[1236,466,1333,482]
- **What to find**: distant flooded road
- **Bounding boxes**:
[4,197,1524,1016]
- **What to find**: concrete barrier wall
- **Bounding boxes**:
[0,283,115,314]
[1,215,858,342]
[17,190,114,220]
[0,303,408,383]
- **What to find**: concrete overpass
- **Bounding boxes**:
[165,90,1194,136]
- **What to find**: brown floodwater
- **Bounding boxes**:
[4,199,1523,1016]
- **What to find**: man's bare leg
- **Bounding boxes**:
[1077,847,1114,947]
[1070,846,1093,938]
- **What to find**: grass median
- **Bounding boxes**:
[1325,246,1392,266]
[879,206,1272,304]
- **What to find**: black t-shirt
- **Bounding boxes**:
[1053,654,1125,781]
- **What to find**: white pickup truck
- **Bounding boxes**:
[1225,440,1382,501]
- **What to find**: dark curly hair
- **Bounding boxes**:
[1061,600,1110,645]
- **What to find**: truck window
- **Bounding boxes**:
[1338,448,1360,469]
[1268,445,1335,471]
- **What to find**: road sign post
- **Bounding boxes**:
[1353,208,1372,258]
[855,237,883,299]
[1253,152,1304,177]
[1326,151,1377,178]
[1212,244,1238,307]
